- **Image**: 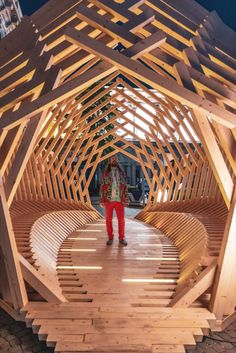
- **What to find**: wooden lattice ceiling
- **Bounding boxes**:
[0,0,235,208]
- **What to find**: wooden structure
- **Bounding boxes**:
[0,0,236,351]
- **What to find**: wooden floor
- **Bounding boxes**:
[21,218,215,353]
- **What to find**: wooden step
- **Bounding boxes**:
[152,345,185,353]
[55,344,152,353]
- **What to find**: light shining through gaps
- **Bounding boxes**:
[122,278,176,283]
[137,234,164,237]
[57,266,102,269]
[139,244,174,247]
[75,229,102,232]
[61,249,96,252]
[67,237,98,240]
[136,257,178,261]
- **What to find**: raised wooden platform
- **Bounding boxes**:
[21,217,216,353]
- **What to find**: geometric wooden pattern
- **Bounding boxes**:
[0,0,235,334]
[16,72,223,206]
[0,0,235,208]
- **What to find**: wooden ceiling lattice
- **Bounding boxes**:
[0,0,235,210]
[0,0,235,342]
[16,72,222,206]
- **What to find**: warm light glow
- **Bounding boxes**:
[57,266,102,269]
[137,234,164,237]
[67,237,98,240]
[87,222,105,227]
[75,229,102,232]
[139,244,174,247]
[87,223,104,226]
[136,257,178,261]
[60,249,96,252]
[122,278,176,283]
[127,227,157,230]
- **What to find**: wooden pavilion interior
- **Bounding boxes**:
[0,0,236,352]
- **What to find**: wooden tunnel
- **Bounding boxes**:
[0,0,236,352]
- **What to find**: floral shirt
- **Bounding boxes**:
[99,167,129,205]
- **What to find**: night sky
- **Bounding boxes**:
[19,0,236,31]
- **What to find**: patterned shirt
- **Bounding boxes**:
[110,167,121,201]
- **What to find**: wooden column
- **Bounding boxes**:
[5,112,47,206]
[209,187,236,319]
[0,174,28,310]
[193,110,234,208]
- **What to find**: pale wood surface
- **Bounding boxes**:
[136,201,228,295]
[0,0,235,334]
[21,217,216,353]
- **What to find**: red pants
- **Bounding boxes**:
[105,201,125,240]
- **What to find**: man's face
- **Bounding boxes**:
[110,157,118,167]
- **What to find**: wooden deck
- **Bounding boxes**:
[21,217,216,353]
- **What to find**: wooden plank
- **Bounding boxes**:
[0,174,28,309]
[0,62,116,130]
[20,255,67,303]
[5,113,47,206]
[209,187,236,319]
[169,261,217,307]
[0,124,26,175]
[0,298,24,321]
[193,110,234,208]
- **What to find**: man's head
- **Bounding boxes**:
[109,155,119,167]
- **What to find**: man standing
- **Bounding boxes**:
[99,156,129,246]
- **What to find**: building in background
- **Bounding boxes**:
[0,0,22,38]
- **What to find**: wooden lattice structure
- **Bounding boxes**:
[0,0,236,351]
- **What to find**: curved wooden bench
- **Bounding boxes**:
[31,210,100,280]
[10,199,98,265]
[10,200,102,301]
[136,201,228,305]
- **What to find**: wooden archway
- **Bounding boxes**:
[0,0,235,338]
[16,73,219,207]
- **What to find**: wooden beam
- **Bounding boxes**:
[209,187,236,319]
[221,311,236,331]
[0,125,26,175]
[5,113,47,207]
[2,67,63,205]
[20,255,66,303]
[169,261,217,308]
[193,110,234,208]
[64,28,236,128]
[0,298,24,321]
[212,123,236,177]
[0,174,28,310]
[0,62,116,131]
[0,247,13,305]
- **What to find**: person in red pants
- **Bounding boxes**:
[99,155,129,246]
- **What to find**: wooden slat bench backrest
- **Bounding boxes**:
[136,200,227,295]
[10,200,101,300]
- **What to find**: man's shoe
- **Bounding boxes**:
[106,239,113,246]
[119,239,128,246]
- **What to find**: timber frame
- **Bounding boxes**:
[0,0,235,341]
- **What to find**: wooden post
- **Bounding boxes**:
[193,110,234,208]
[209,187,236,319]
[0,174,28,310]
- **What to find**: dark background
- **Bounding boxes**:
[19,0,236,31]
